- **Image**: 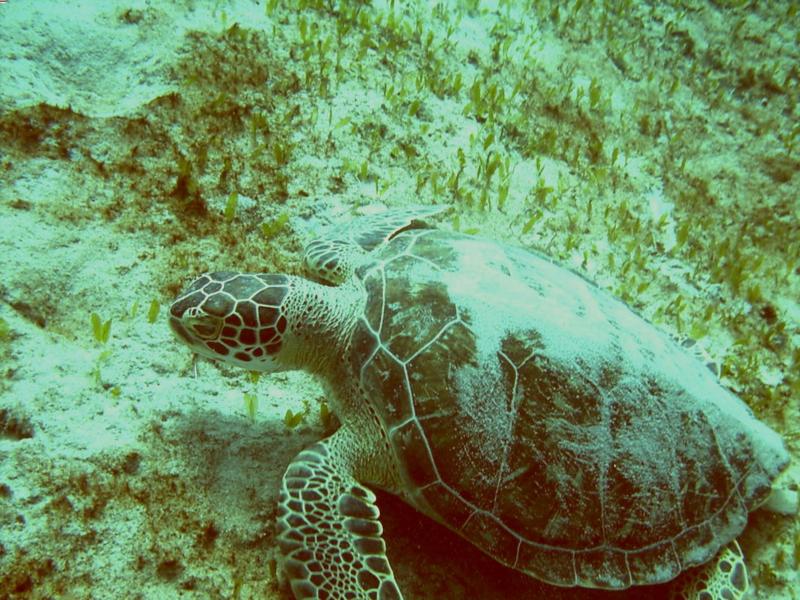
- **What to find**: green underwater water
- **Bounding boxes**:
[0,0,797,598]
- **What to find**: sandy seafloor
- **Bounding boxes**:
[0,0,798,598]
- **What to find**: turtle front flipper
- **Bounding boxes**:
[668,540,749,600]
[278,430,402,600]
[304,205,446,284]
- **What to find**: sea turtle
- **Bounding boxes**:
[169,207,790,600]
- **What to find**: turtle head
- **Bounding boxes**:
[169,271,293,373]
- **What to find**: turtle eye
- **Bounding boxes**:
[186,315,223,340]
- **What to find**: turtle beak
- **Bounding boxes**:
[168,315,195,346]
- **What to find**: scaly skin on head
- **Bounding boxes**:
[170,269,405,600]
[169,270,363,377]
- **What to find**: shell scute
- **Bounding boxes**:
[363,349,412,425]
[381,278,457,362]
[419,481,473,528]
[626,542,681,586]
[405,320,476,419]
[515,542,576,586]
[360,269,385,332]
[406,233,460,270]
[460,511,520,568]
[389,420,438,489]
